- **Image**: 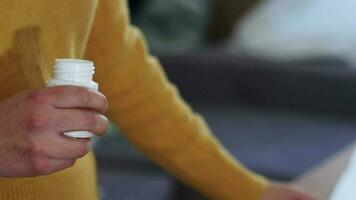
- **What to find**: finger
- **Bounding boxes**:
[54,109,109,136]
[45,86,107,113]
[39,135,92,159]
[34,159,76,176]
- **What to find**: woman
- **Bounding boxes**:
[0,0,317,199]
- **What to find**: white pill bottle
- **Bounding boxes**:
[47,59,98,138]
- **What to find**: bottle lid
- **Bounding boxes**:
[53,59,95,83]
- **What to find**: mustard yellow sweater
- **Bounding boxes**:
[0,0,266,199]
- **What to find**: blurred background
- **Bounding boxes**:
[94,0,356,199]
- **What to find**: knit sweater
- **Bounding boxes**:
[0,0,266,199]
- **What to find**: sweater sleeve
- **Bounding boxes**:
[84,0,267,199]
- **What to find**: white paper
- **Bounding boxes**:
[330,147,356,200]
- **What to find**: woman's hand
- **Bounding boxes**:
[0,86,108,177]
[261,182,319,200]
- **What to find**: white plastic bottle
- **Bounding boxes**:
[47,59,99,138]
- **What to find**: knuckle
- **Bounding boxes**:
[27,90,49,105]
[26,111,48,132]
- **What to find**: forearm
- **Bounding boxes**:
[106,58,267,199]
[85,0,266,199]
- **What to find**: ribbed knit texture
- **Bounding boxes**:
[0,0,266,199]
[0,152,99,200]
